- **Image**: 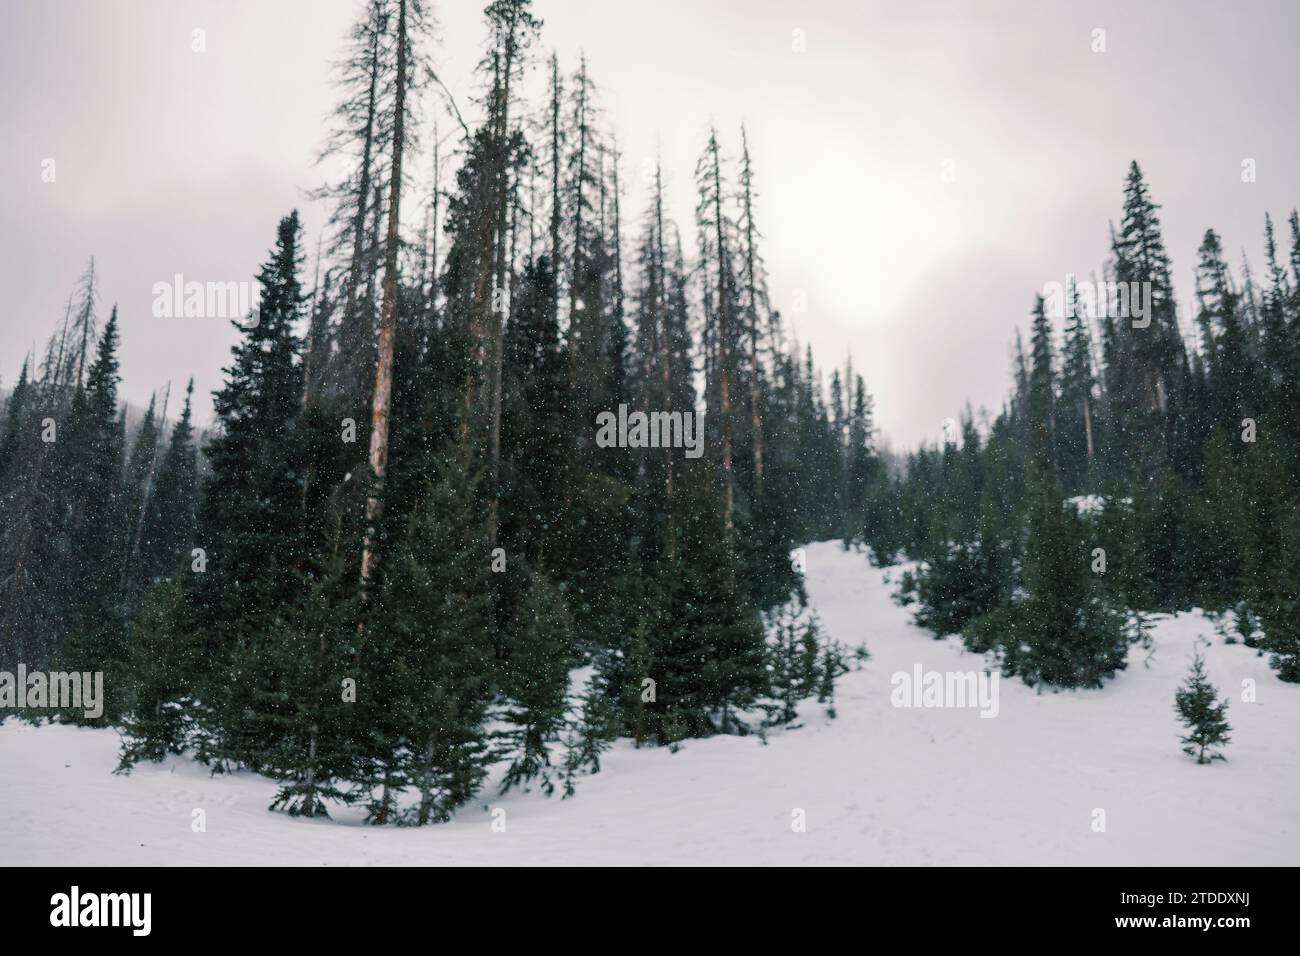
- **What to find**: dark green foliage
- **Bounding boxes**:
[499,569,575,796]
[559,661,616,798]
[140,380,198,584]
[60,308,131,720]
[861,160,1300,694]
[906,535,1013,642]
[992,468,1130,688]
[1256,501,1300,681]
[115,581,195,769]
[1174,649,1231,764]
[184,212,313,773]
[377,431,497,825]
[5,1,873,822]
[765,604,822,726]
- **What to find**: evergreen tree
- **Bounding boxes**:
[0,357,30,482]
[499,569,575,796]
[763,604,821,727]
[116,581,196,768]
[989,462,1129,688]
[140,379,198,582]
[559,663,615,797]
[1058,278,1097,491]
[377,429,496,825]
[60,307,130,717]
[266,571,360,818]
[1256,497,1300,682]
[500,257,571,572]
[190,211,309,769]
[1025,294,1057,457]
[1174,648,1231,764]
[1195,229,1253,443]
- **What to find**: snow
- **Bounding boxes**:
[3,540,1297,865]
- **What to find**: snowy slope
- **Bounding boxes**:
[3,540,1297,866]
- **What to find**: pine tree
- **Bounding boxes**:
[499,569,574,796]
[140,379,198,583]
[559,664,615,797]
[377,428,497,824]
[816,633,849,719]
[1025,294,1057,458]
[1058,277,1097,491]
[1195,229,1253,445]
[1256,497,1300,682]
[641,464,769,741]
[266,571,360,818]
[118,390,162,596]
[0,357,31,482]
[60,307,130,718]
[316,0,393,416]
[763,604,820,727]
[191,211,309,769]
[1113,162,1184,410]
[737,124,770,501]
[360,0,436,587]
[116,581,196,768]
[1174,648,1231,764]
[500,257,571,571]
[695,127,740,533]
[1189,429,1250,608]
[995,461,1129,688]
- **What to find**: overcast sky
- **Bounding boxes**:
[2,0,1298,448]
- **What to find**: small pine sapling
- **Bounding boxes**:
[1174,648,1231,764]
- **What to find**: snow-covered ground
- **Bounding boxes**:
[3,540,1297,865]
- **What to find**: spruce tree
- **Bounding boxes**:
[140,379,198,583]
[1025,293,1057,457]
[764,604,818,727]
[0,358,31,482]
[377,428,497,824]
[266,571,360,818]
[997,460,1129,688]
[1257,497,1300,682]
[60,307,130,718]
[191,211,309,770]
[116,581,196,768]
[559,659,616,796]
[499,257,571,573]
[499,569,575,796]
[1174,649,1231,764]
[1058,278,1097,491]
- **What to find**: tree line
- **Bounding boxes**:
[0,0,874,822]
[860,161,1300,690]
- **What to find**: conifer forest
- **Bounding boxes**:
[2,0,1298,886]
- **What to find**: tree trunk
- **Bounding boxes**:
[487,27,520,546]
[549,53,562,291]
[1082,390,1095,463]
[359,0,409,588]
[342,13,382,356]
[654,170,675,558]
[740,130,764,497]
[417,733,437,825]
[568,59,588,375]
[711,136,734,533]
